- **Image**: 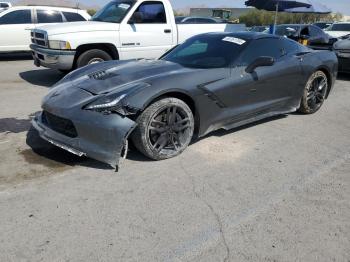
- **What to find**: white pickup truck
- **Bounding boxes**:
[30,0,245,71]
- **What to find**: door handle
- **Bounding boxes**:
[164,29,171,33]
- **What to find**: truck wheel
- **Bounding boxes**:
[76,49,112,68]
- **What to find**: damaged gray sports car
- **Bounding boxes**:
[32,32,338,170]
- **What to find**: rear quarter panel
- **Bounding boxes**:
[300,50,338,96]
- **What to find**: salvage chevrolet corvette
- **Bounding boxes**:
[32,32,338,169]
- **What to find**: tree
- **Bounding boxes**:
[87,9,97,16]
[174,11,185,17]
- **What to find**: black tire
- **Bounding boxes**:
[131,97,195,161]
[76,49,112,68]
[298,70,328,114]
[58,69,71,74]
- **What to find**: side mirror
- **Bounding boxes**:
[128,11,142,24]
[245,56,275,74]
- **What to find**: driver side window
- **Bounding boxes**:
[0,10,32,24]
[131,1,166,24]
[239,39,283,66]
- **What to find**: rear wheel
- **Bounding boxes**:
[76,49,112,68]
[298,71,328,114]
[131,98,194,160]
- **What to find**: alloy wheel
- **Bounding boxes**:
[147,105,192,154]
[306,73,327,111]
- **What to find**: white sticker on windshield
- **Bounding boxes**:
[118,3,130,9]
[222,37,246,45]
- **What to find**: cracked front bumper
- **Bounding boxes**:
[32,109,136,169]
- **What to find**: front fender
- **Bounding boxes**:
[49,31,119,50]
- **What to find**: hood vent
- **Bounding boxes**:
[88,70,119,80]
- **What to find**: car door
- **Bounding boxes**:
[217,38,302,124]
[0,9,34,52]
[119,1,174,60]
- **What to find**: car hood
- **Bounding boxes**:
[37,21,120,36]
[65,59,196,94]
[44,60,201,109]
[334,39,350,50]
[326,31,350,38]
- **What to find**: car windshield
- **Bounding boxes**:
[274,25,300,36]
[162,34,247,69]
[92,0,135,23]
[329,24,350,31]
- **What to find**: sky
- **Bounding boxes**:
[87,0,350,15]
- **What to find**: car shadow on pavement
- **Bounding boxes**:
[19,69,64,88]
[126,143,153,162]
[337,73,350,81]
[0,117,33,134]
[25,126,114,171]
[0,52,33,61]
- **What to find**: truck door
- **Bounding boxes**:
[119,1,174,60]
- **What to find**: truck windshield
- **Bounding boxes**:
[162,34,247,69]
[92,1,135,23]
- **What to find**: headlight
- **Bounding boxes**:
[85,94,127,111]
[84,82,150,112]
[49,40,72,50]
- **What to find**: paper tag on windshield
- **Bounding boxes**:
[222,37,246,45]
[118,3,130,9]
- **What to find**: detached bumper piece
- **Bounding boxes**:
[32,110,136,170]
[30,44,76,71]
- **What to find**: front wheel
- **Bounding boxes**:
[76,49,112,68]
[298,71,328,114]
[131,98,195,160]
